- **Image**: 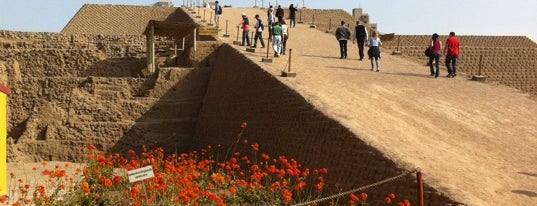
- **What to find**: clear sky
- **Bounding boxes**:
[1,0,536,42]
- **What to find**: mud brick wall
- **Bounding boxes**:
[383,35,537,96]
[193,44,460,205]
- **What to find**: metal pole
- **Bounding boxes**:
[417,172,424,206]
[328,18,331,30]
[288,48,292,72]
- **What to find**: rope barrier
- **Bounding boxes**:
[292,168,419,206]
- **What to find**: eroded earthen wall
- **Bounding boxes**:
[383,35,537,96]
[193,44,459,205]
[1,31,215,162]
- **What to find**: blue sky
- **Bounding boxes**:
[1,0,536,42]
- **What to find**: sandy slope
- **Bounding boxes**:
[214,7,537,206]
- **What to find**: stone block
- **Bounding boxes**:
[262,57,272,63]
[281,71,296,77]
[472,75,487,82]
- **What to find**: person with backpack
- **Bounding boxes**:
[253,14,265,48]
[428,33,442,78]
[214,1,222,28]
[352,21,368,61]
[238,13,251,46]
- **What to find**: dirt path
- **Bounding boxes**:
[216,7,537,206]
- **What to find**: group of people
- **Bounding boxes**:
[428,32,460,78]
[336,21,460,77]
[215,1,460,77]
[335,21,382,72]
[235,4,297,57]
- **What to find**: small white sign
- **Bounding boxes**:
[127,166,155,183]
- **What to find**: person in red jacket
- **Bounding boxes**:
[444,32,460,78]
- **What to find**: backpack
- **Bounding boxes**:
[424,47,432,57]
[217,6,222,14]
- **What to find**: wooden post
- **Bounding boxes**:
[223,20,230,37]
[478,55,483,76]
[282,48,295,77]
[417,172,424,206]
[288,48,292,72]
[147,23,155,73]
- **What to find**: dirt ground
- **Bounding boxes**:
[6,7,537,206]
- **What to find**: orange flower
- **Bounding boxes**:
[349,193,359,202]
[41,161,48,167]
[385,197,392,204]
[240,121,247,129]
[9,172,14,178]
[360,193,367,201]
[388,193,396,199]
[81,181,90,194]
[0,195,6,203]
[113,175,122,184]
[281,189,292,203]
[228,186,237,194]
[404,199,411,206]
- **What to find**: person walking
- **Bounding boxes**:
[214,1,222,28]
[275,5,284,22]
[238,13,251,46]
[271,22,283,57]
[367,30,382,72]
[335,21,351,59]
[288,4,298,27]
[444,32,460,78]
[280,19,288,55]
[253,14,265,48]
[428,33,442,78]
[267,6,275,39]
[352,21,368,61]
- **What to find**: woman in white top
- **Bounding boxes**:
[280,19,288,55]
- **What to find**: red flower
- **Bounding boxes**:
[388,193,396,199]
[360,193,367,201]
[241,122,248,129]
[113,175,122,184]
[349,193,359,202]
[385,197,392,204]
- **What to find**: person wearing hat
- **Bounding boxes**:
[238,13,251,46]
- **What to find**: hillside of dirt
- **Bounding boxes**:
[212,7,537,206]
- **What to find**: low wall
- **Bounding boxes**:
[193,44,460,204]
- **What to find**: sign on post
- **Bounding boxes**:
[127,165,155,183]
[0,84,10,196]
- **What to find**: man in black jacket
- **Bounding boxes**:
[335,21,351,59]
[275,5,284,22]
[352,21,368,61]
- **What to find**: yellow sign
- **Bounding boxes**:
[0,84,10,196]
